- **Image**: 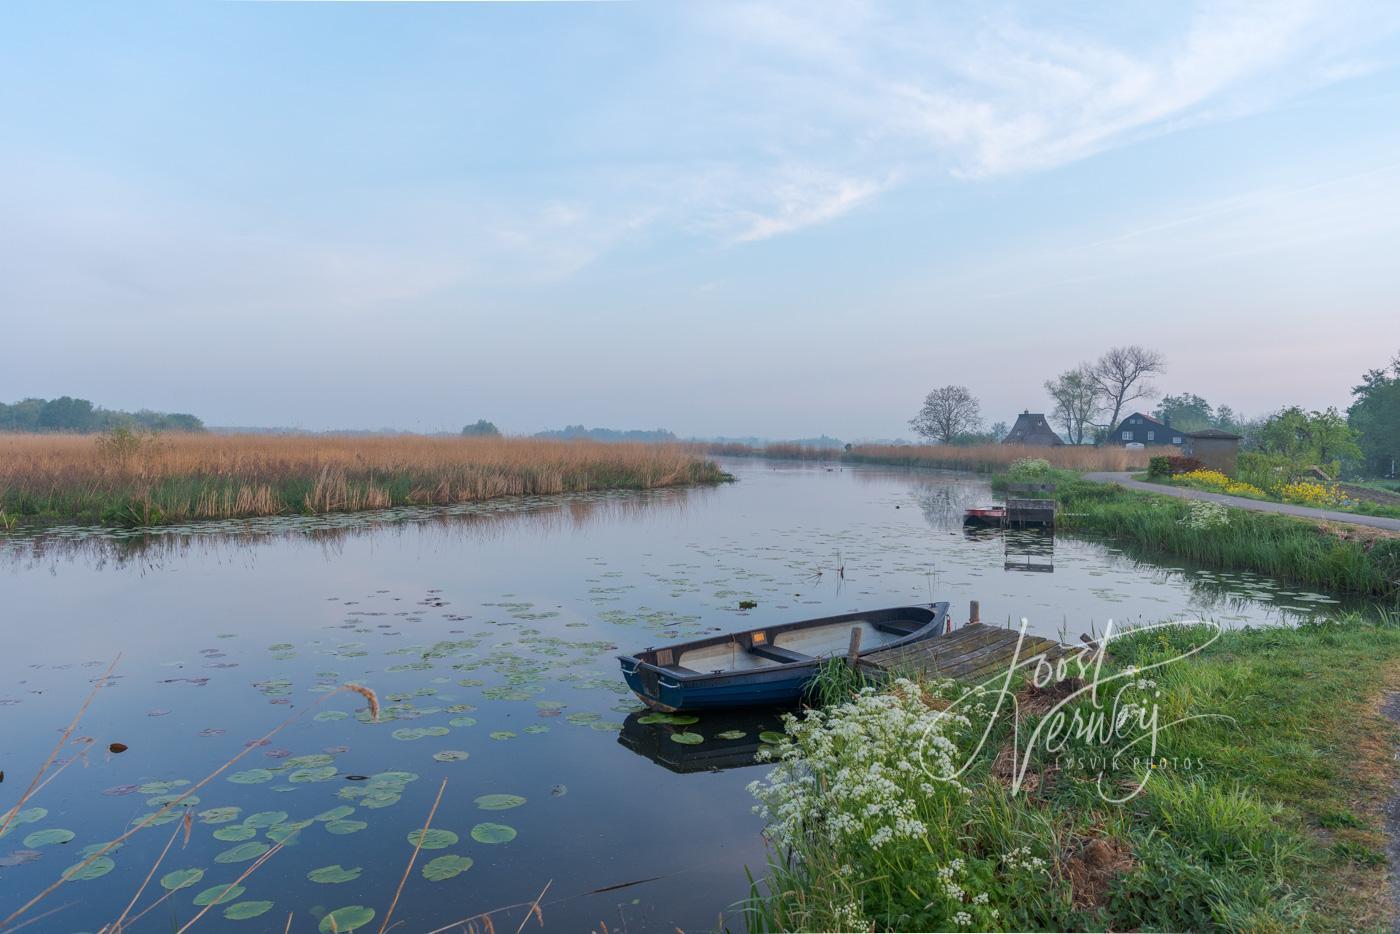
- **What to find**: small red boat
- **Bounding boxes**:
[963,506,1006,527]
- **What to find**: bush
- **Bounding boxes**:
[1007,457,1053,480]
[1147,456,1172,479]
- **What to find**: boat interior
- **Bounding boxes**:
[670,613,932,675]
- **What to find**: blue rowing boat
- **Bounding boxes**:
[618,603,950,711]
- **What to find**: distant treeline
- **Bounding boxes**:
[533,425,678,443]
[0,396,204,433]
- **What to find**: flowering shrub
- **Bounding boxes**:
[747,680,1060,930]
[1278,480,1346,508]
[1174,469,1266,498]
[1007,457,1053,480]
[1178,500,1231,530]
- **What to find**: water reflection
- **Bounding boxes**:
[1004,529,1055,574]
[617,709,789,774]
[0,486,708,572]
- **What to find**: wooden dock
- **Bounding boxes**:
[863,622,1066,682]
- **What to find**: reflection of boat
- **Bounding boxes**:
[963,506,1006,527]
[617,709,786,773]
[618,603,950,711]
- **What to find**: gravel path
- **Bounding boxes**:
[1082,472,1400,533]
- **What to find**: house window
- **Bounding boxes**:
[1147,431,1155,441]
[1122,431,1131,441]
[1172,437,1182,444]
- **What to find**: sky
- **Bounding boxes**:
[3,0,1400,440]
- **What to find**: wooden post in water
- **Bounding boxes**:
[969,600,980,627]
[846,626,862,668]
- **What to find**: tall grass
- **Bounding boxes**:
[1050,476,1400,599]
[0,433,727,527]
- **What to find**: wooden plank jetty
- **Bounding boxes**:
[1003,482,1058,528]
[863,621,1066,682]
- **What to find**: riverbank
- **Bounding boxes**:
[745,614,1400,931]
[1040,472,1400,601]
[0,433,728,527]
[694,441,1148,474]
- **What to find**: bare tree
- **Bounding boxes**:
[1044,365,1103,445]
[910,385,982,443]
[1089,345,1165,436]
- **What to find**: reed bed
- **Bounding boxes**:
[0,433,727,527]
[694,441,1147,472]
[846,443,1148,473]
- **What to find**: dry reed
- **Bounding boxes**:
[0,433,725,526]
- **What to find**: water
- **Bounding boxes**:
[0,461,1348,932]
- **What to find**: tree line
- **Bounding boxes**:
[909,346,1400,479]
[0,396,205,433]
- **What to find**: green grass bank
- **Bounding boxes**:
[745,614,1400,931]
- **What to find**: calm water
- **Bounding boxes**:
[0,461,1346,932]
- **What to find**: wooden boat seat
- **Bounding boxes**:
[874,618,923,636]
[748,644,814,664]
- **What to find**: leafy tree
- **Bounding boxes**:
[37,396,97,431]
[949,421,1008,446]
[1153,393,1214,432]
[1256,406,1361,471]
[1212,404,1242,433]
[910,386,981,444]
[1089,345,1165,434]
[1044,366,1102,444]
[1349,352,1400,476]
[462,419,502,437]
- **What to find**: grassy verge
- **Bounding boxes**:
[991,470,1400,601]
[1143,473,1400,521]
[0,433,729,527]
[745,614,1400,931]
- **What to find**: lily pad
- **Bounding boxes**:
[470,822,516,844]
[324,819,368,835]
[448,717,477,728]
[224,900,274,920]
[284,754,335,768]
[670,732,704,745]
[160,867,205,890]
[432,750,470,762]
[406,829,458,850]
[474,794,526,811]
[422,854,474,881]
[314,711,348,722]
[266,821,311,844]
[23,828,75,848]
[243,811,288,828]
[319,906,376,933]
[715,730,747,740]
[759,731,786,744]
[193,883,245,905]
[62,856,115,880]
[308,864,362,884]
[198,807,241,825]
[489,731,516,741]
[213,825,257,842]
[215,842,269,864]
[314,806,356,822]
[523,725,550,735]
[228,769,275,785]
[289,766,338,783]
[638,713,698,725]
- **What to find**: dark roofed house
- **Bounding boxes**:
[1111,412,1184,447]
[1002,411,1064,447]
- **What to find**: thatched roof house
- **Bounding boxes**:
[1002,411,1064,447]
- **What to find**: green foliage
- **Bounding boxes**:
[0,396,203,433]
[1348,351,1400,477]
[1251,405,1360,474]
[460,419,501,437]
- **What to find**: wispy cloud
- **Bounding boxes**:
[700,0,1399,182]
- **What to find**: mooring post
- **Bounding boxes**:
[970,600,980,626]
[846,626,862,668]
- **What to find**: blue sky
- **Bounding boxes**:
[4,1,1399,438]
